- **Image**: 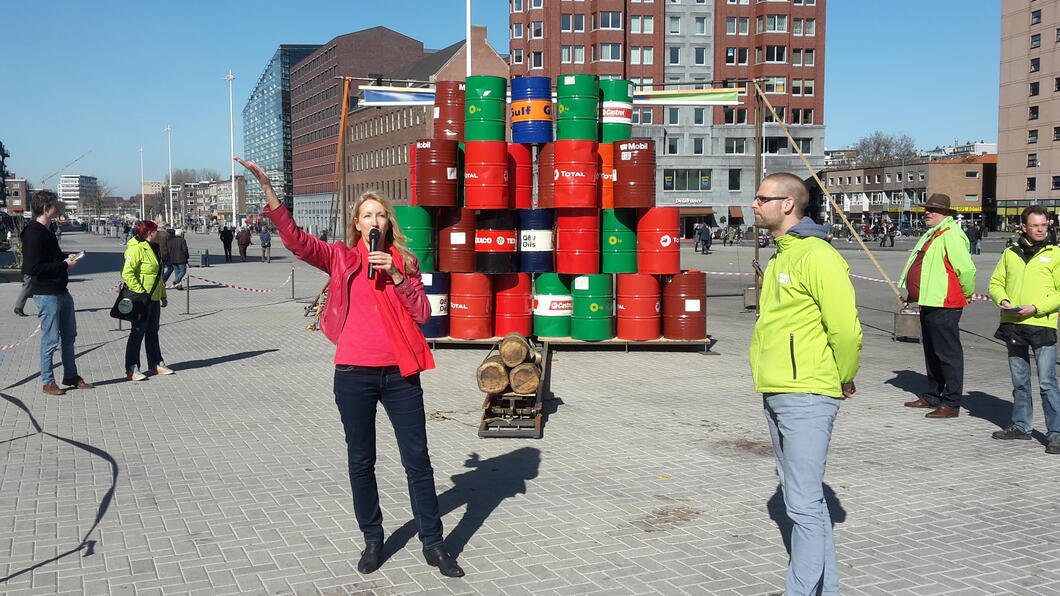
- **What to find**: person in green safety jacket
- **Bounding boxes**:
[121,220,175,381]
[749,172,862,596]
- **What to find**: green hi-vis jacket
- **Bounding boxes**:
[989,241,1060,328]
[898,216,976,308]
[122,238,168,301]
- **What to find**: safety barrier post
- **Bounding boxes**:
[291,268,295,300]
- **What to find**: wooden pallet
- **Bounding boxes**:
[478,391,543,439]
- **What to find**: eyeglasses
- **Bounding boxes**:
[752,195,789,204]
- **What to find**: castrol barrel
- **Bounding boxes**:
[518,209,554,273]
[465,75,507,141]
[599,79,633,143]
[414,139,459,207]
[556,74,600,141]
[536,143,555,208]
[616,273,661,341]
[571,274,614,341]
[614,140,656,209]
[552,140,598,209]
[437,207,475,272]
[493,273,533,337]
[393,206,435,272]
[433,80,465,140]
[598,143,615,209]
[510,76,553,144]
[507,143,533,209]
[419,272,450,338]
[533,273,573,337]
[663,271,707,340]
[637,207,680,275]
[555,208,599,274]
[475,209,518,273]
[464,141,509,209]
[601,208,637,274]
[449,273,492,339]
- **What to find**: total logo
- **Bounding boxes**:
[451,302,470,310]
[659,234,676,248]
[465,172,479,179]
[554,168,587,181]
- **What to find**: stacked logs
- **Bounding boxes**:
[476,333,542,395]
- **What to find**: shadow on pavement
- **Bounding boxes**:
[1,343,109,392]
[767,482,847,557]
[964,391,1013,429]
[171,349,279,372]
[884,369,924,395]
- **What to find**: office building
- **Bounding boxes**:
[57,174,97,213]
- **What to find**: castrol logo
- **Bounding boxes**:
[619,141,649,152]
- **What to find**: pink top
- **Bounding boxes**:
[334,242,398,366]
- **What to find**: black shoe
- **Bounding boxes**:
[423,545,464,578]
[13,308,27,317]
[992,425,1033,440]
[357,542,382,574]
[1046,435,1060,454]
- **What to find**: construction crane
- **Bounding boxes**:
[39,150,92,190]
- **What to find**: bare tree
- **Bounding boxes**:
[853,131,917,166]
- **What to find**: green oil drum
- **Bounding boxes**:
[465,76,507,142]
[571,274,614,341]
[601,209,637,274]
[556,73,600,98]
[533,273,573,337]
[599,79,633,143]
[393,206,435,271]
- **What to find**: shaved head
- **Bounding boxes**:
[761,172,809,217]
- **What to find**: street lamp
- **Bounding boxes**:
[138,147,145,219]
[164,125,174,224]
[224,70,237,228]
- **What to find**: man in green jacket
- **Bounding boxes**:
[898,194,976,418]
[988,205,1060,454]
[749,173,862,596]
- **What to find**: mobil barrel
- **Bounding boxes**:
[409,143,418,205]
[493,273,533,337]
[663,271,707,340]
[601,208,637,274]
[465,75,507,141]
[419,272,450,338]
[637,207,680,274]
[464,141,509,209]
[438,207,475,272]
[510,76,553,144]
[616,273,661,341]
[475,209,518,273]
[571,274,614,341]
[536,143,555,208]
[598,143,615,209]
[556,74,600,141]
[555,208,599,274]
[507,143,533,209]
[518,208,554,273]
[599,79,633,143]
[553,139,598,208]
[393,206,435,272]
[433,80,465,140]
[614,140,656,208]
[450,273,492,339]
[414,139,459,207]
[533,273,573,337]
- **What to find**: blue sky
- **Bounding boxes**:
[1,0,999,199]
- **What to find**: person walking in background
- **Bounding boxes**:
[967,222,983,255]
[696,223,712,254]
[122,222,131,243]
[260,227,272,263]
[122,220,173,381]
[318,229,329,243]
[166,228,190,290]
[692,223,703,253]
[236,226,252,262]
[156,224,171,280]
[219,225,234,262]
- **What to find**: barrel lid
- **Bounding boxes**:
[393,205,433,226]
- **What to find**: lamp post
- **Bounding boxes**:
[138,147,145,219]
[164,125,174,224]
[224,70,237,228]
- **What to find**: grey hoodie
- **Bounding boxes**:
[786,216,830,240]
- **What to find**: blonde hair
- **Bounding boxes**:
[348,192,419,274]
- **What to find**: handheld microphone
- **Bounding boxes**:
[367,228,381,279]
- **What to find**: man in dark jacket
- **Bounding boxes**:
[219,226,234,262]
[236,226,252,262]
[21,192,93,395]
[166,229,190,289]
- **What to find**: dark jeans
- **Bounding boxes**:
[125,301,162,372]
[334,365,444,548]
[15,274,34,311]
[920,306,964,410]
[222,242,233,262]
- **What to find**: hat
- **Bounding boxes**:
[924,193,954,214]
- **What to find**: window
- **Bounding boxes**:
[512,23,524,38]
[1029,153,1039,167]
[740,17,749,34]
[1054,126,1060,141]
[1032,57,1041,72]
[695,17,706,34]
[669,46,681,64]
[642,15,654,33]
[511,49,524,64]
[667,137,679,154]
[725,138,746,154]
[630,46,653,64]
[802,48,815,66]
[793,0,816,5]
[1031,81,1040,96]
[1030,105,1040,120]
[1028,177,1037,191]
[530,51,543,69]
[728,169,742,191]
[1056,27,1060,42]
[693,107,705,125]
[1032,33,1041,49]
[1053,176,1060,190]
[763,106,785,122]
[762,45,786,63]
[531,0,542,7]
[794,138,812,154]
[758,14,787,32]
[669,16,681,33]
[804,18,815,36]
[668,107,680,124]
[792,108,813,124]
[726,17,737,34]
[599,11,622,29]
[530,21,543,38]
[561,45,573,63]
[598,43,622,61]
[724,108,748,124]
[631,107,653,124]
[763,76,786,93]
[1032,9,1042,25]
[663,169,712,191]
[725,47,749,65]
[765,137,788,153]
[513,0,523,11]
[1055,77,1060,92]
[693,137,704,154]
[630,15,642,33]
[573,45,585,63]
[561,14,573,31]
[694,47,706,65]
[727,16,749,34]
[1029,129,1039,143]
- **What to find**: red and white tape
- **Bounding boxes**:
[0,325,41,352]
[186,271,292,294]
[710,271,994,304]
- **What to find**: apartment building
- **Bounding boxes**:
[57,174,97,213]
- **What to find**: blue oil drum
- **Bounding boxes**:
[518,209,555,273]
[419,271,450,338]
[510,76,553,144]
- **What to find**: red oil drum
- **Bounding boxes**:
[614,139,656,208]
[437,207,476,272]
[493,273,533,336]
[556,208,600,274]
[537,142,555,208]
[433,80,465,140]
[450,273,492,339]
[598,143,615,210]
[464,140,509,209]
[552,140,598,209]
[475,209,519,273]
[663,271,707,340]
[414,139,459,207]
[637,207,680,274]
[616,273,661,341]
[508,143,533,210]
[409,143,417,206]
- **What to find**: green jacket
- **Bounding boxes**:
[750,220,863,398]
[122,238,167,301]
[988,241,1060,328]
[898,216,976,307]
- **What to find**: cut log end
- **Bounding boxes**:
[476,355,511,394]
[509,362,542,395]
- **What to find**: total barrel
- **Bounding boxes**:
[616,273,661,341]
[571,274,614,341]
[637,207,680,274]
[533,273,573,338]
[393,206,434,272]
[464,75,507,141]
[536,142,555,208]
[614,140,656,208]
[449,273,492,339]
[507,143,533,209]
[555,208,599,274]
[510,76,553,144]
[553,139,599,208]
[601,208,637,274]
[518,208,554,273]
[493,273,533,337]
[475,209,518,273]
[598,142,615,209]
[663,271,707,340]
[599,79,633,143]
[464,140,509,209]
[433,80,465,140]
[437,207,475,272]
[419,272,450,338]
[413,139,459,207]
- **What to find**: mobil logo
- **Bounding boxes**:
[416,141,433,149]
[619,141,650,152]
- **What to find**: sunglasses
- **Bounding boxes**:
[753,195,789,204]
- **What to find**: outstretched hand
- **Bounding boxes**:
[234,157,281,209]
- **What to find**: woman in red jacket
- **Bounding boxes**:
[236,158,464,578]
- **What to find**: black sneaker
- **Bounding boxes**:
[1046,435,1060,454]
[992,425,1033,440]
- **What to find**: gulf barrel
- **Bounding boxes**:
[598,143,615,209]
[616,273,661,341]
[553,140,598,208]
[599,79,633,143]
[507,143,533,209]
[556,74,600,141]
[601,208,637,274]
[493,273,533,336]
[510,76,553,144]
[414,139,459,207]
[438,207,475,272]
[571,274,614,341]
[614,140,656,208]
[533,273,573,337]
[464,141,509,209]
[450,273,492,339]
[536,143,555,208]
[518,209,554,273]
[555,208,599,274]
[433,80,465,140]
[419,272,450,338]
[637,207,681,274]
[393,206,435,272]
[663,271,707,340]
[475,209,518,273]
[465,75,507,141]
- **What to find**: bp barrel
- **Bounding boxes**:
[507,143,533,209]
[599,79,633,143]
[475,209,518,273]
[597,142,615,209]
[571,274,614,341]
[419,272,451,338]
[601,208,637,274]
[393,206,435,272]
[518,208,554,273]
[433,80,465,141]
[510,76,553,144]
[533,273,573,337]
[464,141,509,209]
[465,75,507,141]
[493,273,533,337]
[614,140,656,208]
[437,207,475,272]
[553,140,598,209]
[413,139,459,207]
[616,273,661,341]
[556,74,600,141]
[449,273,492,339]
[663,271,707,340]
[637,207,680,274]
[536,142,555,208]
[555,208,599,274]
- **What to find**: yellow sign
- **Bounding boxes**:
[952,206,981,213]
[911,206,925,212]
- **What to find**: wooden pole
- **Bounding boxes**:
[335,78,353,242]
[753,84,764,314]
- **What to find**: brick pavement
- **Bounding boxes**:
[0,231,1058,595]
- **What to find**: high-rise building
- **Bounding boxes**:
[243,44,321,214]
[57,174,97,213]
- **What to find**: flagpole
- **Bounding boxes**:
[466,0,472,77]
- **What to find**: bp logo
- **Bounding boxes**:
[660,234,673,248]
[468,105,479,114]
[608,235,619,246]
[589,302,605,312]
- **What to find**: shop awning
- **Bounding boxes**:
[728,206,744,218]
[679,207,715,215]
